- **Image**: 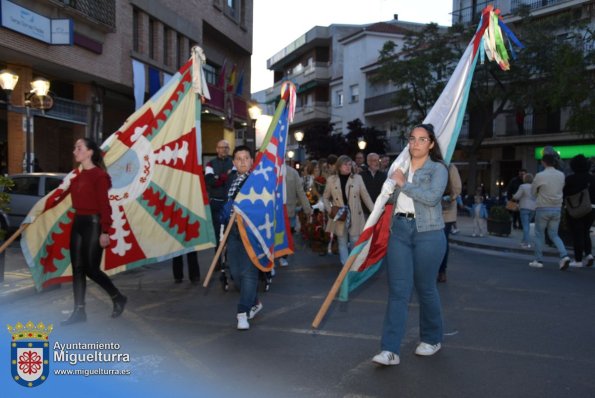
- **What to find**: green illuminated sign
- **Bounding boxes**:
[535,145,595,160]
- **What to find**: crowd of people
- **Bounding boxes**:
[54,133,593,369]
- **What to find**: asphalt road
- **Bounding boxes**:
[1,238,594,398]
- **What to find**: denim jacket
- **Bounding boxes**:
[388,158,448,232]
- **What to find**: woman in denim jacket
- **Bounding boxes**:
[372,124,448,366]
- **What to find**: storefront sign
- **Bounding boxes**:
[0,0,72,45]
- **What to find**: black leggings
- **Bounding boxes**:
[70,215,119,306]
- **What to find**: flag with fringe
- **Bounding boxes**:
[233,82,296,272]
[21,46,216,291]
[338,6,523,301]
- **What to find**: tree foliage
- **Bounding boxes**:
[372,11,594,190]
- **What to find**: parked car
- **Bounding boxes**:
[4,173,67,231]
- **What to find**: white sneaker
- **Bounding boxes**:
[529,260,544,268]
[569,261,583,268]
[236,313,249,330]
[451,228,459,235]
[248,301,263,319]
[372,350,400,365]
[559,256,571,271]
[583,254,594,267]
[279,258,289,267]
[415,342,441,356]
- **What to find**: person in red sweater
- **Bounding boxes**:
[61,138,127,325]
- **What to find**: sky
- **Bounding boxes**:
[251,0,453,93]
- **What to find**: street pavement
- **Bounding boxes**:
[1,215,594,397]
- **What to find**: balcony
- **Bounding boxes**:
[46,97,89,124]
[364,92,399,115]
[452,0,508,25]
[51,0,116,30]
[511,0,581,13]
[291,102,330,126]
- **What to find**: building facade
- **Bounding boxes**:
[0,0,253,174]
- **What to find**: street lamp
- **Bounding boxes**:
[0,70,53,173]
[294,130,304,162]
[496,179,504,199]
[287,150,295,160]
[248,104,262,153]
[357,137,367,150]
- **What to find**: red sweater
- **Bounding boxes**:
[71,167,112,233]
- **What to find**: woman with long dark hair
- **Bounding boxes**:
[372,124,449,366]
[62,138,127,325]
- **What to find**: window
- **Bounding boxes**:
[350,84,359,103]
[132,8,139,52]
[12,177,39,196]
[226,0,238,18]
[204,64,217,85]
[148,18,156,59]
[177,33,185,68]
[163,27,171,66]
[335,90,343,107]
[45,178,63,195]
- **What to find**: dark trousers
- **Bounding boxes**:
[439,222,454,273]
[172,252,200,282]
[511,210,521,228]
[70,215,119,307]
[567,210,594,262]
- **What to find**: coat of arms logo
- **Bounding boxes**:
[7,321,53,387]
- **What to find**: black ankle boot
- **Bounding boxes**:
[61,307,87,326]
[111,294,127,318]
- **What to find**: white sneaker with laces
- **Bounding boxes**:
[569,260,583,268]
[415,342,441,356]
[584,254,594,267]
[529,260,544,268]
[372,351,400,365]
[279,258,289,267]
[248,302,263,319]
[559,256,571,271]
[236,313,249,330]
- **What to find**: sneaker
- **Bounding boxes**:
[248,301,263,319]
[279,258,289,267]
[372,351,400,366]
[569,261,583,268]
[559,256,571,271]
[479,234,484,237]
[472,233,477,237]
[415,342,441,356]
[451,228,459,235]
[236,313,249,330]
[583,254,594,267]
[529,260,544,268]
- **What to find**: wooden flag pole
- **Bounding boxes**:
[203,213,236,288]
[311,252,357,329]
[0,224,28,254]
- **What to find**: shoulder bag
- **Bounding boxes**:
[565,186,591,218]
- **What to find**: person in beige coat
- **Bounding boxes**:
[437,163,462,283]
[323,155,374,264]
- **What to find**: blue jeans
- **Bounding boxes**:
[534,209,568,262]
[380,216,446,354]
[519,209,534,244]
[337,233,359,265]
[227,227,260,314]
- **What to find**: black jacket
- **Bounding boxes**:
[563,172,595,204]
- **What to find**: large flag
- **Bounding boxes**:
[21,46,217,291]
[233,82,296,272]
[338,6,523,301]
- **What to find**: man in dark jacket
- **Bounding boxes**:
[360,153,386,216]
